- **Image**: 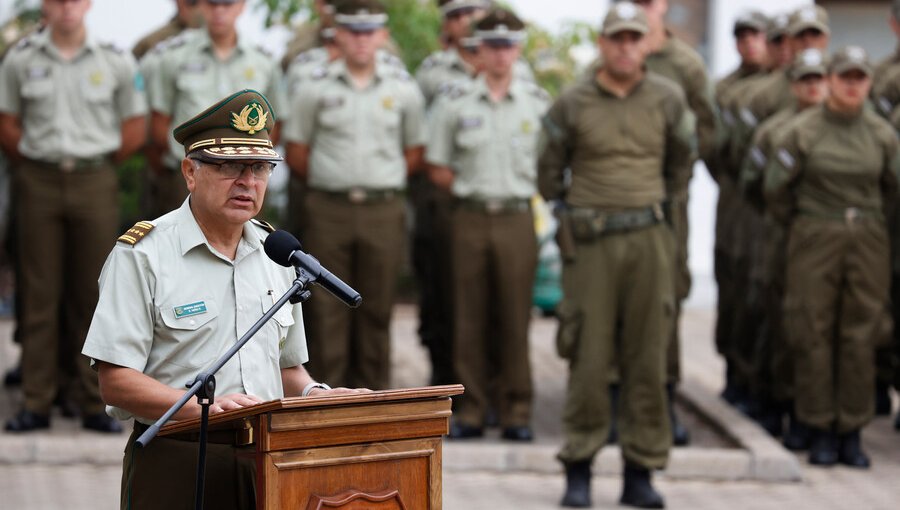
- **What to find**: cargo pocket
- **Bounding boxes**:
[555,300,583,360]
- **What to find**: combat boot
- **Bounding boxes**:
[560,460,592,508]
[620,464,664,509]
[807,427,838,466]
[782,408,810,451]
[837,429,870,469]
[875,382,892,416]
[666,384,690,446]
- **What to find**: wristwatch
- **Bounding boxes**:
[301,382,331,397]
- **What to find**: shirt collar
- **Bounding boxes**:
[474,75,522,102]
[35,29,98,60]
[176,197,263,259]
[198,29,249,57]
[332,58,386,86]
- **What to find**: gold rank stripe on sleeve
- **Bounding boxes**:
[117,221,155,246]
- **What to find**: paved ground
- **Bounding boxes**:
[2,277,900,509]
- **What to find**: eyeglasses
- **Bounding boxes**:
[196,160,276,180]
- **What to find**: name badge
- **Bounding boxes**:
[459,116,483,130]
[181,61,208,73]
[26,66,51,80]
[174,301,207,319]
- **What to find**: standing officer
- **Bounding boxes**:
[281,0,336,70]
[540,3,694,507]
[426,7,548,441]
[873,0,900,107]
[83,90,360,509]
[131,0,202,61]
[145,0,286,219]
[284,0,426,390]
[0,0,147,432]
[613,0,716,447]
[766,47,898,468]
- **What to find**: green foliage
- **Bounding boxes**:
[255,0,311,28]
[383,0,442,72]
[523,20,597,98]
[116,155,147,231]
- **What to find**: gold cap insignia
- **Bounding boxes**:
[231,102,269,135]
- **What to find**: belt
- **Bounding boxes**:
[28,155,111,173]
[316,187,401,204]
[133,420,254,447]
[799,207,880,225]
[456,197,531,215]
[568,203,665,240]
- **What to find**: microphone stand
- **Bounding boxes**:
[135,267,315,510]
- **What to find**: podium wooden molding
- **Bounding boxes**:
[160,385,464,510]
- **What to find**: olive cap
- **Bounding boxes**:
[788,5,830,37]
[334,0,387,32]
[829,46,873,77]
[767,13,790,41]
[173,89,282,162]
[789,48,827,81]
[602,2,649,37]
[733,10,768,36]
[474,8,526,45]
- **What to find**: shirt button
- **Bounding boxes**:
[189,319,196,326]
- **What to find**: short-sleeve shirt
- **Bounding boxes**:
[426,77,549,200]
[147,29,287,169]
[82,199,309,424]
[283,59,426,191]
[416,47,534,107]
[0,30,147,162]
[285,48,405,96]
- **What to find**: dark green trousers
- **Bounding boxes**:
[302,190,405,390]
[557,223,675,469]
[16,159,118,415]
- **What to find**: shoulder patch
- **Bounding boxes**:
[420,55,438,70]
[11,36,33,53]
[100,42,124,54]
[311,66,328,80]
[739,107,758,128]
[749,146,767,169]
[251,218,276,233]
[776,148,796,170]
[118,221,155,246]
[392,68,412,81]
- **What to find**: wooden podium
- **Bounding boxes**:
[159,385,464,510]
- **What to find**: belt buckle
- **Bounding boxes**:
[592,214,607,235]
[348,188,367,204]
[485,199,503,214]
[845,207,860,224]
[59,157,75,173]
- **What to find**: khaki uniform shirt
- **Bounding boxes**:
[0,30,147,162]
[765,104,900,224]
[538,72,696,209]
[82,199,309,424]
[285,48,405,96]
[132,15,193,61]
[147,29,287,169]
[416,48,534,106]
[740,70,793,131]
[426,77,549,200]
[284,59,426,192]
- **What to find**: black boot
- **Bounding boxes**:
[5,410,50,432]
[782,408,810,451]
[754,400,784,438]
[875,382,892,416]
[666,384,689,446]
[607,384,620,444]
[3,363,22,387]
[620,464,664,509]
[837,429,870,469]
[807,427,838,466]
[560,460,592,508]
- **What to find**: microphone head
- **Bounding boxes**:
[263,230,302,267]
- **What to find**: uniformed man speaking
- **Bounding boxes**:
[82,90,358,510]
[539,3,694,507]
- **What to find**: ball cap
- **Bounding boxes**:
[602,2,649,37]
[767,13,790,41]
[789,48,827,81]
[173,89,282,162]
[474,8,526,45]
[334,0,388,32]
[829,46,873,77]
[733,10,768,36]
[788,5,830,37]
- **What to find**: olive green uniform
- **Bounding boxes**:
[427,77,548,428]
[539,72,694,469]
[145,29,286,216]
[284,59,426,389]
[765,105,899,432]
[0,30,147,416]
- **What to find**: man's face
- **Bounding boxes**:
[444,7,482,45]
[828,70,872,110]
[43,0,91,33]
[791,28,829,52]
[736,28,767,67]
[183,159,269,226]
[200,0,245,38]
[335,27,385,68]
[767,36,794,69]
[631,0,667,32]
[791,74,828,106]
[480,41,520,79]
[599,31,647,81]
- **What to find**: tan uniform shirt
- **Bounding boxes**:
[0,30,147,162]
[538,72,696,209]
[284,59,426,191]
[82,199,309,424]
[426,77,549,199]
[285,48,405,96]
[147,29,287,169]
[416,47,534,106]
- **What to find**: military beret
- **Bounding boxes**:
[334,0,388,32]
[788,5,830,37]
[602,2,649,37]
[474,8,526,45]
[829,46,873,78]
[789,48,827,81]
[733,10,768,36]
[173,89,282,162]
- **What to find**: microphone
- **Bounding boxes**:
[264,230,362,308]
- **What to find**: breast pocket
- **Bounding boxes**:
[455,126,489,151]
[20,79,55,121]
[318,102,350,132]
[260,293,296,359]
[157,298,221,369]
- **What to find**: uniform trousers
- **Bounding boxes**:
[450,205,536,428]
[784,216,889,432]
[15,159,118,415]
[557,223,674,469]
[303,190,405,390]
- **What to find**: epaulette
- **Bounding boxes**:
[527,83,550,102]
[255,45,273,58]
[292,50,316,65]
[310,66,328,80]
[118,221,155,246]
[419,54,439,70]
[156,33,188,53]
[381,52,404,68]
[11,36,32,52]
[99,41,124,54]
[393,68,412,82]
[251,218,276,233]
